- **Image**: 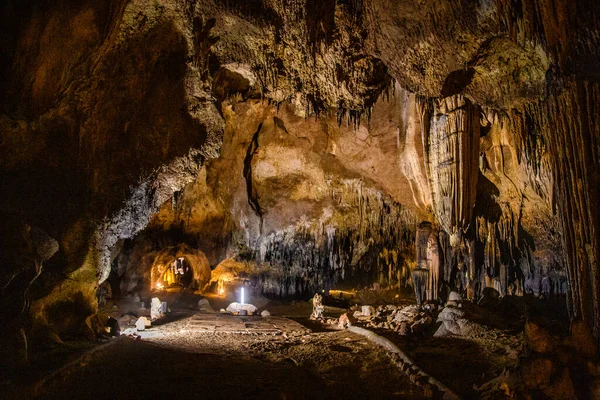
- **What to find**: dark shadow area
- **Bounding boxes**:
[11,336,424,400]
[441,68,475,97]
[150,311,194,326]
[380,331,494,397]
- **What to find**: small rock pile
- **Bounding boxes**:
[117,316,152,337]
[225,302,258,316]
[434,306,479,337]
[339,304,436,335]
[197,298,215,313]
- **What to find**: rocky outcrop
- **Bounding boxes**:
[0,0,224,342]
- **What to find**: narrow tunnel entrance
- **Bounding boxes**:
[149,244,212,293]
[157,257,193,289]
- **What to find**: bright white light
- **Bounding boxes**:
[219,288,224,295]
[241,287,245,305]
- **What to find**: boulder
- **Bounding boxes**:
[433,324,452,337]
[478,287,500,307]
[588,361,600,377]
[353,310,364,318]
[135,316,151,331]
[565,319,597,357]
[261,310,271,317]
[150,297,163,320]
[397,322,411,335]
[590,379,600,400]
[524,320,559,354]
[411,320,427,335]
[338,313,356,328]
[437,306,465,321]
[448,291,462,301]
[117,314,136,329]
[361,305,375,316]
[434,306,478,337]
[197,298,215,312]
[521,357,553,388]
[393,305,420,323]
[542,368,576,400]
[481,287,500,299]
[226,302,258,315]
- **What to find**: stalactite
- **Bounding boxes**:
[425,95,480,238]
[252,181,417,297]
[524,80,600,340]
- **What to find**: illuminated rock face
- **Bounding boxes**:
[425,95,480,238]
[0,0,599,353]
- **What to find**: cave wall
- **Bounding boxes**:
[0,0,223,340]
[0,0,599,346]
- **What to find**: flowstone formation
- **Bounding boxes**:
[1,0,600,385]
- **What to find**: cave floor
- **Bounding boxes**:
[3,294,557,399]
[15,312,426,400]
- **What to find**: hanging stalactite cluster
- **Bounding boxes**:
[415,91,567,304]
[244,180,417,298]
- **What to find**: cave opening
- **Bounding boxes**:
[153,257,193,290]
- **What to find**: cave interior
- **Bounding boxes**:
[1,0,600,398]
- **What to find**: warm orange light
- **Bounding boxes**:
[156,283,164,289]
[219,288,225,295]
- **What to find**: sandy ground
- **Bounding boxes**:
[13,311,425,400]
[4,291,556,399]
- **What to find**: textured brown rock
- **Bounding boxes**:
[542,368,576,400]
[521,357,554,389]
[565,319,598,358]
[525,320,560,354]
[338,313,356,329]
[591,379,600,399]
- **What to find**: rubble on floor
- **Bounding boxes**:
[197,298,215,313]
[225,302,258,316]
[341,304,436,336]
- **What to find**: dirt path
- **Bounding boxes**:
[20,314,425,400]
